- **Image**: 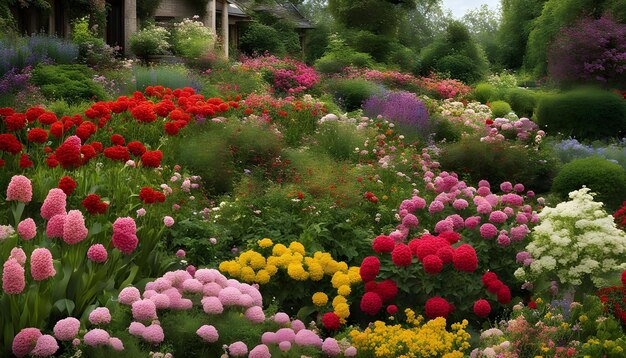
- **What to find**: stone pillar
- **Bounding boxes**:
[203,0,216,34]
[124,0,137,56]
[222,0,229,58]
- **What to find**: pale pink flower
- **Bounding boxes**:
[30,248,56,281]
[41,189,67,220]
[53,317,80,341]
[63,210,88,244]
[17,218,36,240]
[6,175,32,203]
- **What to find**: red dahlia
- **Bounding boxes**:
[386,305,398,315]
[131,103,157,123]
[375,279,398,302]
[321,312,341,331]
[82,194,109,215]
[141,150,163,168]
[75,121,97,142]
[497,285,511,304]
[423,254,443,274]
[360,292,383,316]
[5,113,26,131]
[25,107,45,122]
[164,121,180,136]
[19,153,33,168]
[103,145,130,162]
[360,256,380,282]
[473,299,491,317]
[55,136,82,169]
[424,296,451,319]
[58,176,77,195]
[391,243,412,267]
[0,133,23,154]
[111,134,125,145]
[50,121,64,138]
[452,244,478,272]
[127,141,146,156]
[372,235,395,253]
[38,111,58,125]
[80,145,97,162]
[27,128,48,143]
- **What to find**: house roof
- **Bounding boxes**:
[225,1,248,17]
[230,0,314,28]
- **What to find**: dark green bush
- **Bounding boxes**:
[435,54,483,84]
[350,30,394,63]
[31,64,107,103]
[474,83,496,103]
[536,88,626,140]
[239,21,285,56]
[506,88,537,118]
[327,79,380,112]
[314,35,373,74]
[313,121,368,161]
[387,45,419,73]
[552,157,626,210]
[490,100,512,118]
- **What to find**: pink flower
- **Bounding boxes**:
[345,347,358,356]
[9,247,27,266]
[274,312,290,325]
[202,296,224,314]
[245,306,266,323]
[196,325,219,343]
[12,328,42,357]
[112,217,138,254]
[322,338,342,356]
[46,214,66,238]
[500,181,513,192]
[87,244,108,263]
[53,317,80,341]
[40,188,66,220]
[31,334,58,356]
[514,183,524,192]
[72,338,80,346]
[63,210,88,244]
[6,175,32,203]
[464,216,481,229]
[489,210,508,224]
[229,341,248,357]
[249,344,271,358]
[128,322,146,336]
[279,341,291,351]
[163,216,175,227]
[109,337,124,351]
[510,225,530,241]
[30,248,56,281]
[452,199,468,210]
[219,287,241,306]
[479,223,498,239]
[294,329,322,347]
[149,293,171,309]
[428,200,444,213]
[119,287,141,305]
[182,278,203,293]
[261,332,276,345]
[3,258,25,294]
[141,324,164,344]
[136,208,146,217]
[84,329,110,347]
[175,249,185,257]
[275,328,296,342]
[17,218,36,240]
[434,219,453,233]
[497,233,511,247]
[89,307,111,325]
[132,299,157,321]
[401,214,419,228]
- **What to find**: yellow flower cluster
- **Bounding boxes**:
[218,240,361,320]
[349,309,471,358]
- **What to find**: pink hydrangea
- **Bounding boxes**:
[163,216,175,227]
[182,278,203,293]
[489,210,508,224]
[428,200,444,213]
[477,202,493,215]
[510,225,530,241]
[63,210,88,245]
[87,244,108,263]
[344,346,358,356]
[3,258,25,294]
[219,287,241,306]
[12,328,42,357]
[499,181,513,192]
[434,219,453,233]
[202,296,224,314]
[186,265,196,276]
[249,344,271,358]
[196,325,219,343]
[464,216,481,229]
[401,214,419,228]
[261,332,276,345]
[452,199,468,210]
[132,299,157,321]
[31,334,58,356]
[150,293,171,309]
[141,324,164,344]
[128,322,146,336]
[228,341,248,357]
[9,247,27,266]
[30,248,56,281]
[501,193,523,206]
[109,337,124,351]
[17,218,36,240]
[274,312,290,325]
[514,183,524,192]
[203,282,222,296]
[245,306,266,323]
[175,249,185,257]
[112,217,138,254]
[119,286,141,305]
[84,329,110,346]
[6,175,33,203]
[480,223,498,239]
[295,329,322,347]
[46,214,66,238]
[136,208,146,217]
[291,319,305,332]
[497,233,511,247]
[279,341,292,351]
[195,268,217,283]
[322,338,341,356]
[89,307,111,325]
[40,189,66,220]
[53,317,80,341]
[275,328,296,342]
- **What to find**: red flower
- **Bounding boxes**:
[423,254,443,274]
[111,134,125,145]
[473,299,491,317]
[27,128,48,143]
[528,300,537,309]
[0,133,23,154]
[438,231,461,244]
[360,256,380,282]
[91,141,103,153]
[453,244,478,272]
[50,121,64,138]
[80,145,97,162]
[243,108,254,115]
[386,305,398,315]
[131,103,157,123]
[5,113,26,131]
[141,150,163,168]
[622,270,626,286]
[38,111,58,125]
[82,194,109,215]
[482,272,498,287]
[497,285,511,304]
[372,235,394,253]
[425,296,451,319]
[169,108,190,122]
[103,145,130,162]
[164,121,180,136]
[391,243,412,267]
[375,279,398,302]
[25,107,45,122]
[127,141,147,156]
[0,107,15,117]
[154,99,175,117]
[360,292,383,316]
[321,312,341,331]
[139,187,166,204]
[46,154,59,168]
[485,119,494,125]
[55,136,82,169]
[58,176,77,195]
[75,121,97,141]
[19,153,33,168]
[436,246,454,263]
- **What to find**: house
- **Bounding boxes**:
[11,0,313,58]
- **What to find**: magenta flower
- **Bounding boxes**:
[202,296,224,314]
[175,249,185,257]
[30,248,56,281]
[87,244,108,263]
[31,334,58,356]
[479,223,498,239]
[62,210,88,244]
[132,299,157,321]
[6,175,32,203]
[45,213,66,238]
[12,328,42,357]
[229,341,249,357]
[489,210,508,224]
[53,317,80,341]
[3,258,25,294]
[112,217,138,254]
[40,188,67,220]
[17,218,36,240]
[196,325,219,343]
[428,200,444,213]
[89,307,112,325]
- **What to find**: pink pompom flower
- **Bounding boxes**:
[196,325,219,343]
[141,324,164,344]
[3,258,25,294]
[228,341,248,357]
[40,188,67,220]
[53,317,80,341]
[6,175,33,203]
[46,214,66,238]
[63,210,88,244]
[30,248,56,281]
[119,286,141,305]
[87,244,108,263]
[12,328,42,357]
[132,299,157,321]
[84,329,110,346]
[9,247,27,266]
[31,334,59,356]
[17,218,36,240]
[112,217,138,254]
[89,307,112,325]
[163,216,175,227]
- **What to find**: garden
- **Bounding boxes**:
[1,0,626,357]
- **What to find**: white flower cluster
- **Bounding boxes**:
[515,187,626,288]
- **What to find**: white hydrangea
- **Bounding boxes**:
[517,187,626,291]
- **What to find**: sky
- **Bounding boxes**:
[442,0,500,18]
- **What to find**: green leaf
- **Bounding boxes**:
[119,264,139,288]
[89,222,103,236]
[53,299,75,316]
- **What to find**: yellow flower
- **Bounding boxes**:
[258,238,273,248]
[347,266,362,284]
[240,266,256,283]
[307,262,324,281]
[337,285,351,296]
[287,263,309,281]
[248,252,266,270]
[265,264,278,276]
[312,292,329,306]
[334,302,350,319]
[289,241,305,255]
[272,244,289,256]
[255,269,271,284]
[331,272,350,288]
[536,298,543,304]
[579,315,588,322]
[544,312,552,319]
[332,295,347,308]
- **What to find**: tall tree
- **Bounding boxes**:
[462,4,501,65]
[497,0,546,70]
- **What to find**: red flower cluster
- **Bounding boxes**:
[321,312,341,331]
[0,133,23,154]
[481,272,511,304]
[360,256,380,282]
[360,292,383,316]
[141,150,163,168]
[365,279,398,303]
[391,243,412,267]
[139,187,166,204]
[5,113,26,131]
[614,201,626,229]
[127,141,147,156]
[473,299,491,317]
[372,235,394,254]
[423,254,443,274]
[103,145,130,162]
[82,194,109,215]
[27,128,48,143]
[363,191,379,203]
[452,244,478,272]
[25,107,45,122]
[131,103,157,123]
[19,153,33,168]
[424,296,452,319]
[55,136,82,169]
[111,134,125,145]
[58,176,77,195]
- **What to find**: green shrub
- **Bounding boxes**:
[314,34,373,74]
[31,64,107,103]
[172,17,214,60]
[132,64,202,92]
[429,114,464,143]
[552,157,626,210]
[387,44,419,73]
[506,88,537,118]
[435,54,483,84]
[239,21,285,56]
[490,100,512,118]
[536,88,626,140]
[327,78,380,112]
[313,121,368,161]
[350,30,394,62]
[72,17,118,68]
[474,83,496,103]
[129,25,170,61]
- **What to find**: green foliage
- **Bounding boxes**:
[171,18,215,60]
[536,88,626,141]
[314,35,374,74]
[497,0,547,69]
[326,78,380,112]
[552,157,626,210]
[328,0,406,36]
[490,100,512,118]
[132,64,203,92]
[239,21,286,56]
[303,22,330,64]
[349,30,394,63]
[136,0,162,20]
[31,64,107,103]
[129,25,171,61]
[207,67,267,97]
[313,121,368,161]
[462,4,500,65]
[429,114,464,143]
[474,83,496,103]
[72,17,119,68]
[387,44,419,73]
[505,88,537,118]
[435,54,483,84]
